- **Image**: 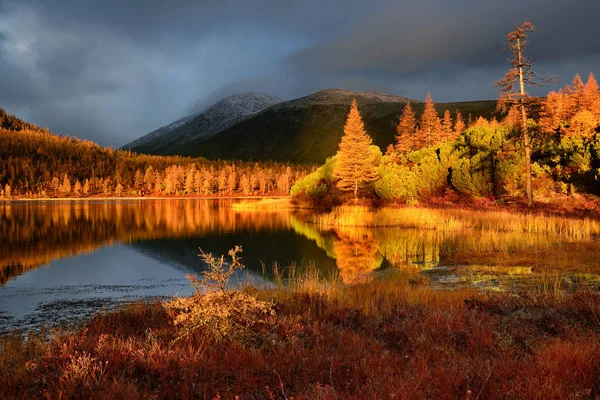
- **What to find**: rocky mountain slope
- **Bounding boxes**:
[122,92,282,154]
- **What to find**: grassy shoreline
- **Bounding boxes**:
[310,205,600,238]
[1,272,599,399]
[0,195,290,203]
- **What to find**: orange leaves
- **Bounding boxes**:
[540,72,600,137]
[333,100,380,197]
[395,102,417,154]
[565,110,598,139]
[417,92,443,147]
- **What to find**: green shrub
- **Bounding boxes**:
[450,157,493,197]
[291,156,336,197]
[375,158,417,201]
[495,150,525,196]
[375,150,448,202]
[450,125,523,197]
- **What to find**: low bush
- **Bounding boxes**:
[163,247,274,342]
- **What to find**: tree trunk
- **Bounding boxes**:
[520,104,533,207]
[517,37,533,207]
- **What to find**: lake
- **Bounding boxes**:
[1,199,599,333]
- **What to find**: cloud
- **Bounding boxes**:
[0,0,598,147]
[284,0,600,100]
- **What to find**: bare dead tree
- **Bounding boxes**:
[494,21,556,207]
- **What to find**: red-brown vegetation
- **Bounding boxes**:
[1,275,599,399]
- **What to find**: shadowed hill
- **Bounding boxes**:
[122,93,283,155]
[166,90,498,164]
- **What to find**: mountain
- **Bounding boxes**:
[125,88,499,164]
[167,89,498,164]
[122,92,282,154]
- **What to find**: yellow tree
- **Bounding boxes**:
[395,102,417,155]
[583,73,600,118]
[503,105,521,127]
[417,93,442,147]
[333,99,380,198]
[494,21,555,207]
[441,110,453,140]
[567,74,585,112]
[454,111,466,138]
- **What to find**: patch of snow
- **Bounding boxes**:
[122,92,282,151]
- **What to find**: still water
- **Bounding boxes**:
[1,199,599,332]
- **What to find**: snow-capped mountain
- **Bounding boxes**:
[122,92,282,154]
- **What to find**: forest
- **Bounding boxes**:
[0,108,312,199]
[292,73,600,208]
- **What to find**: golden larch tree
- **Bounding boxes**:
[567,74,585,111]
[566,110,598,139]
[539,90,567,134]
[503,105,521,127]
[454,111,466,137]
[333,99,379,198]
[583,73,600,118]
[441,110,453,140]
[395,102,417,155]
[417,93,442,147]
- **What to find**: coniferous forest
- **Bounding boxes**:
[292,72,600,209]
[3,71,599,205]
[0,108,313,199]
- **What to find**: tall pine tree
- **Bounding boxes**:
[454,111,466,138]
[441,110,453,140]
[333,99,379,198]
[417,93,442,147]
[395,102,417,155]
[583,73,600,119]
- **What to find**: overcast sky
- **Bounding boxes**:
[1,0,599,147]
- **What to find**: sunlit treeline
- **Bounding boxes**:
[0,200,291,284]
[293,73,600,206]
[0,109,313,199]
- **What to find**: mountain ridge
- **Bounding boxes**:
[122,92,282,154]
[123,88,498,164]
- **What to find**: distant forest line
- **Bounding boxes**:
[0,108,313,199]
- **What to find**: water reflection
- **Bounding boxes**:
[2,200,600,291]
[332,228,382,284]
[0,200,293,284]
[290,215,600,289]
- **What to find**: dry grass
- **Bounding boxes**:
[231,198,293,211]
[1,265,599,399]
[311,205,600,238]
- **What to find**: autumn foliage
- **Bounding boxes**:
[0,108,312,199]
[540,73,600,138]
[332,99,380,198]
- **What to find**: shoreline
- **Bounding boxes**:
[2,194,599,221]
[0,195,290,202]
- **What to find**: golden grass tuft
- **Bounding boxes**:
[311,206,600,238]
[231,198,292,211]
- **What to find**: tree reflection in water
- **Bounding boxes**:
[332,228,383,284]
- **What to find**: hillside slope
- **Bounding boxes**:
[122,93,282,154]
[170,89,498,164]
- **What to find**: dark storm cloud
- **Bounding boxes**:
[285,0,600,100]
[0,0,598,147]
